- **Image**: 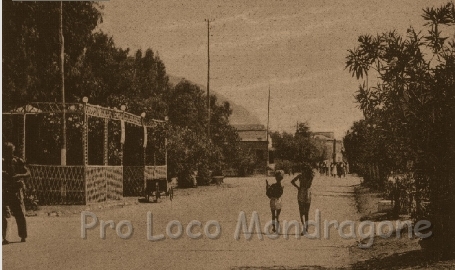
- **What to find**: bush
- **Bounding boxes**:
[197,162,211,186]
[275,160,294,174]
[176,165,195,188]
[237,156,256,176]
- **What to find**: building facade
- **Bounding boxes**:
[312,131,344,162]
[234,124,272,174]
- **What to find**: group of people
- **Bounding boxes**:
[2,142,29,245]
[318,161,348,178]
[265,163,315,235]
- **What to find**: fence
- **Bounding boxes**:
[4,102,168,206]
[387,173,430,219]
[86,166,123,204]
[26,164,166,205]
[356,163,431,219]
[123,166,145,197]
[28,165,85,205]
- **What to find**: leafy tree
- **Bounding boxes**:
[167,80,207,134]
[2,1,241,190]
[345,1,455,259]
[70,32,131,104]
[296,122,311,138]
[209,95,241,169]
[2,1,102,108]
[166,126,221,187]
[270,122,325,170]
[235,148,257,177]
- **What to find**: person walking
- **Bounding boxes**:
[2,142,30,244]
[331,162,337,177]
[325,161,329,176]
[291,163,314,235]
[266,170,284,233]
[337,162,343,178]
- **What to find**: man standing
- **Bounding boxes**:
[266,170,284,233]
[291,163,314,235]
[2,142,29,244]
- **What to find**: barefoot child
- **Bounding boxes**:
[291,163,314,235]
[266,170,284,233]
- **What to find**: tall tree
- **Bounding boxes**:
[345,2,455,259]
[167,80,208,134]
[270,122,326,167]
[2,1,102,109]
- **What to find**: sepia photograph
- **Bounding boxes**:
[2,0,455,269]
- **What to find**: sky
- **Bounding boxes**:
[99,0,447,139]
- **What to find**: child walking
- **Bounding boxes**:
[266,170,284,233]
[291,163,315,235]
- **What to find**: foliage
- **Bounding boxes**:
[274,160,294,174]
[270,122,326,167]
[2,1,102,109]
[2,2,242,189]
[197,161,212,186]
[235,148,257,177]
[167,80,207,134]
[345,1,455,258]
[166,126,222,187]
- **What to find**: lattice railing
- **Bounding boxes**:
[86,166,123,204]
[5,102,167,205]
[123,166,145,197]
[85,166,107,203]
[27,165,166,204]
[106,167,123,200]
[122,166,167,197]
[28,165,85,205]
[144,165,167,180]
[29,165,126,205]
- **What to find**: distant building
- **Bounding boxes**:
[311,131,344,162]
[234,124,273,174]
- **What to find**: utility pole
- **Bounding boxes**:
[266,84,271,169]
[60,1,66,166]
[205,19,213,138]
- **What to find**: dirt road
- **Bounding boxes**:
[3,173,361,269]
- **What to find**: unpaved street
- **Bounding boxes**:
[3,173,361,269]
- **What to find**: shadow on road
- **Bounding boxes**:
[350,250,439,269]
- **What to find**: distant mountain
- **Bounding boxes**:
[168,75,262,126]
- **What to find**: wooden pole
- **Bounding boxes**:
[205,19,213,138]
[82,98,88,166]
[266,84,270,173]
[60,1,67,166]
[104,119,108,166]
[22,111,26,160]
